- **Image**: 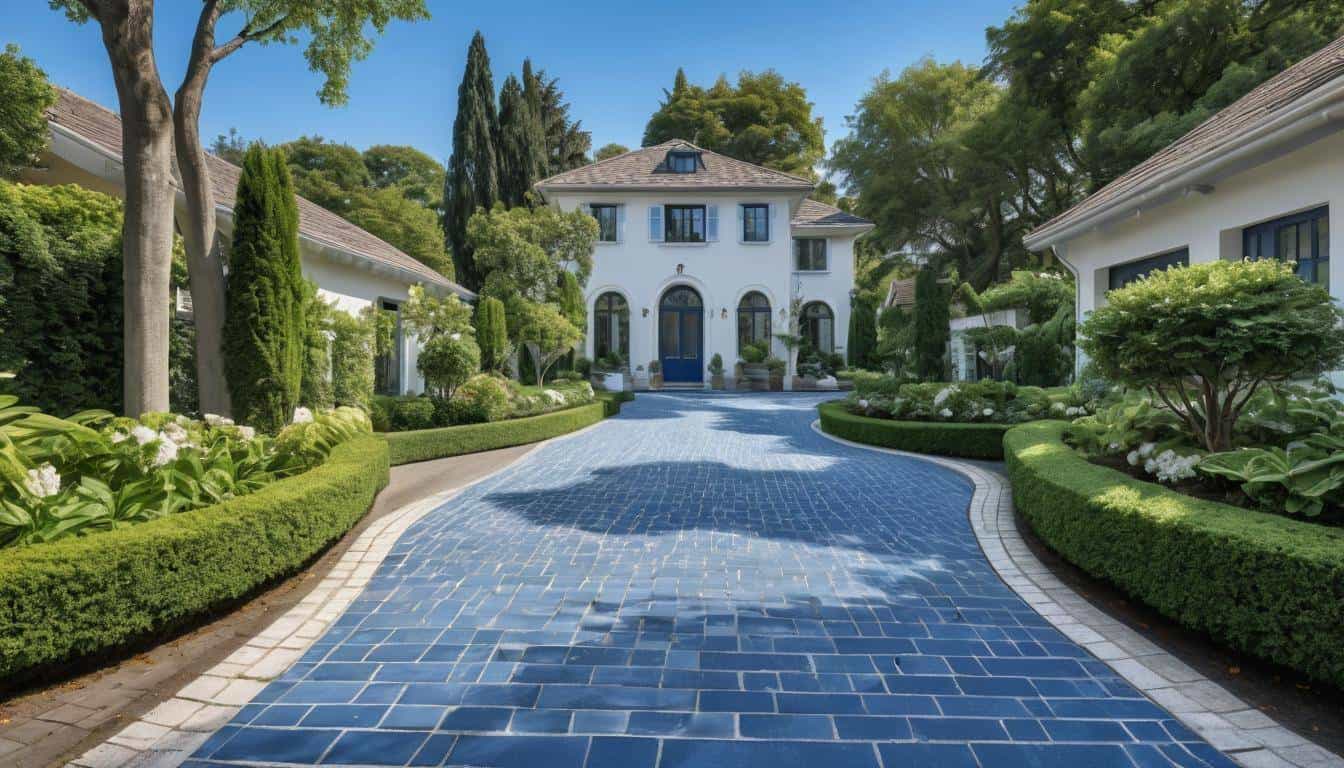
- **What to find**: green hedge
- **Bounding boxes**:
[383,392,631,466]
[817,401,1009,459]
[1006,421,1344,687]
[0,436,390,683]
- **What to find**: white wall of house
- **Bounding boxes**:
[1054,129,1344,373]
[546,191,857,387]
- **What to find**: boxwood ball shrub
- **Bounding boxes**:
[1006,421,1344,687]
[1081,260,1344,451]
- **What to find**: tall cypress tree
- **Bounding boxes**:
[497,74,537,207]
[913,267,950,382]
[847,295,878,370]
[521,59,550,183]
[444,31,500,293]
[223,145,305,432]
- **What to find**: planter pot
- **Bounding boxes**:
[710,374,725,390]
[769,375,784,392]
[743,363,770,392]
[650,374,663,389]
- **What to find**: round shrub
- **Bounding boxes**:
[454,374,511,423]
[388,397,435,432]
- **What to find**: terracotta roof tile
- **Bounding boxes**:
[792,198,872,227]
[535,140,814,191]
[47,88,467,296]
[1027,34,1344,247]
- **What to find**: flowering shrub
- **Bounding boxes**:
[0,397,370,548]
[846,379,1058,425]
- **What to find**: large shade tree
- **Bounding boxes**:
[644,68,824,178]
[0,45,57,179]
[49,0,429,417]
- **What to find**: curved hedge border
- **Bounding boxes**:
[0,436,390,684]
[817,401,1009,459]
[383,391,632,466]
[1006,421,1344,687]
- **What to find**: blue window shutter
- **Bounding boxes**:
[649,205,663,242]
[768,203,778,241]
[616,204,626,243]
[707,204,719,242]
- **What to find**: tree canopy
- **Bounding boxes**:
[0,45,56,179]
[593,143,629,162]
[644,68,824,178]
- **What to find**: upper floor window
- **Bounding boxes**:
[590,204,618,242]
[1108,247,1189,291]
[668,151,700,173]
[666,205,706,243]
[1244,206,1329,285]
[742,204,769,242]
[794,238,827,271]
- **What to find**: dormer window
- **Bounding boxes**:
[668,150,700,173]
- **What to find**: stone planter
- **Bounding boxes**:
[769,374,784,392]
[742,363,770,391]
[710,373,725,390]
[650,373,663,389]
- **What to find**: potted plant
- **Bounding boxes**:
[708,353,725,390]
[766,356,786,391]
[649,360,663,389]
[740,341,770,391]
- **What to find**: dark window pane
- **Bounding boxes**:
[663,287,701,307]
[660,312,680,357]
[590,205,618,242]
[794,238,827,270]
[666,205,706,243]
[1107,247,1189,291]
[743,205,769,242]
[681,313,699,359]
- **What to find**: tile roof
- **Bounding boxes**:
[884,277,916,309]
[792,198,872,227]
[535,140,814,191]
[47,88,467,296]
[1027,34,1344,248]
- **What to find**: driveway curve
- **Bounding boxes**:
[187,393,1233,768]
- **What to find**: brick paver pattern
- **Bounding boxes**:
[185,393,1234,768]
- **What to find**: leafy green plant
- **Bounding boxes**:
[1200,437,1344,517]
[739,341,768,364]
[708,353,724,376]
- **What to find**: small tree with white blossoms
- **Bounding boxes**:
[1081,260,1344,452]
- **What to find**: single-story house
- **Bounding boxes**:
[533,140,873,389]
[1024,35,1344,374]
[19,88,472,397]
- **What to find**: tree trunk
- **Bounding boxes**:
[173,8,232,417]
[100,2,175,416]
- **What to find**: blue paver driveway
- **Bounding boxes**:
[188,393,1232,768]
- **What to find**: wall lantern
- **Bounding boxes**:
[721,308,728,319]
[642,307,649,318]
[676,263,684,275]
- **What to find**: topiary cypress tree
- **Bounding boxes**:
[223,145,305,432]
[444,31,499,293]
[521,59,550,186]
[497,74,541,208]
[847,296,877,370]
[913,267,949,381]
[475,295,508,373]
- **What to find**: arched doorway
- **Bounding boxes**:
[659,286,703,383]
[801,301,835,354]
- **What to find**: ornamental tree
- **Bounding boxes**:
[513,300,581,387]
[417,334,480,401]
[1080,260,1344,452]
[474,297,509,374]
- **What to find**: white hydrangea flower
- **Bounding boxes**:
[1126,450,1140,466]
[1138,442,1157,458]
[858,399,870,409]
[110,431,128,444]
[237,425,256,441]
[933,386,957,407]
[163,422,189,443]
[23,463,60,498]
[1145,449,1198,483]
[1108,442,1121,451]
[131,424,157,445]
[983,408,994,417]
[542,389,566,405]
[1051,402,1066,413]
[939,408,953,418]
[220,417,235,427]
[450,332,462,341]
[151,433,179,467]
[203,413,224,426]
[292,407,314,424]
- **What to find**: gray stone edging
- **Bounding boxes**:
[61,420,606,768]
[811,420,1343,768]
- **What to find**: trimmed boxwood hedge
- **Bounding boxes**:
[817,401,1009,459]
[1006,420,1344,687]
[0,435,390,684]
[383,391,632,466]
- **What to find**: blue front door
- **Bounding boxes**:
[659,286,703,383]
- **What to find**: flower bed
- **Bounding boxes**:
[0,434,389,684]
[382,391,631,466]
[818,401,1009,459]
[1006,420,1344,687]
[371,377,597,433]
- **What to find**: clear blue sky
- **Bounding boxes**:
[2,1,1017,167]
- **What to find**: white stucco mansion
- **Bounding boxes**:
[535,140,873,388]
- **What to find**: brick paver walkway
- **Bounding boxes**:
[183,393,1234,767]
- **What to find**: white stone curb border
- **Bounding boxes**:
[811,420,1343,768]
[65,418,612,768]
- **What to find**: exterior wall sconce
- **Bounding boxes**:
[676,263,684,275]
[720,308,728,319]
[642,307,649,318]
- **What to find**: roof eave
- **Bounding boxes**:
[1024,75,1344,251]
[535,182,814,195]
[791,222,875,236]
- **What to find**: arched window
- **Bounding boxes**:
[593,292,629,362]
[801,301,834,354]
[737,292,772,354]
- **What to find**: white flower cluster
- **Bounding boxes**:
[1128,443,1197,483]
[1063,405,1086,417]
[982,408,995,417]
[1126,442,1157,466]
[292,407,314,424]
[542,389,567,406]
[152,433,179,467]
[939,408,953,418]
[203,413,235,427]
[932,385,958,408]
[24,463,60,498]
